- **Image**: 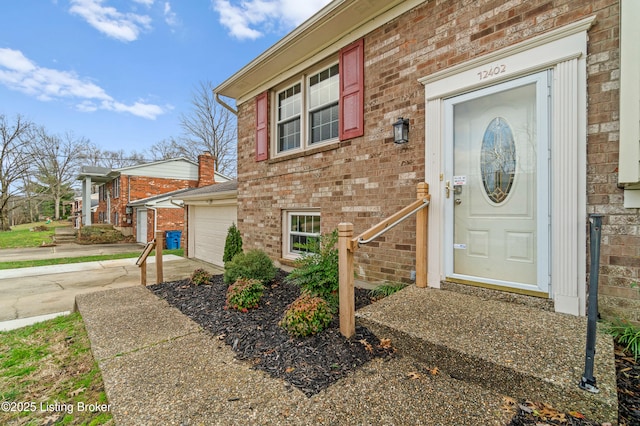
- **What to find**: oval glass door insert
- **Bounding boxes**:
[480,117,516,203]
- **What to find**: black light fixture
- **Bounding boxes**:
[393,117,409,144]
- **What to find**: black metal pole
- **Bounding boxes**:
[579,213,603,393]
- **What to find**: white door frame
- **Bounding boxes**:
[419,16,594,316]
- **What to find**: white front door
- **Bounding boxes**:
[444,72,550,295]
[136,208,147,243]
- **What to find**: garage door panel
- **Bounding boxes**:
[190,205,237,267]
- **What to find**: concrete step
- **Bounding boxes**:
[53,235,77,244]
[53,227,77,244]
[356,285,618,424]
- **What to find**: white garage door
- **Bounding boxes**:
[190,205,237,267]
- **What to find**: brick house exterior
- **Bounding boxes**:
[215,0,640,322]
[78,152,225,245]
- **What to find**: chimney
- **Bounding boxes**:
[197,151,216,187]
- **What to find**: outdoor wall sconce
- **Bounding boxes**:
[393,117,409,144]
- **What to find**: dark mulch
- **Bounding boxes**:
[150,271,638,425]
[149,270,395,397]
[614,346,639,426]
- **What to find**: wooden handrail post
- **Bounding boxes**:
[155,231,164,284]
[416,182,429,288]
[140,259,147,285]
[338,222,355,338]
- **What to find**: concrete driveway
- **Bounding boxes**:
[0,243,223,330]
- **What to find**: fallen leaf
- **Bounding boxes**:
[43,414,61,425]
[67,387,86,397]
[407,371,421,380]
[501,397,517,413]
[216,333,226,340]
[569,411,585,419]
[359,339,373,352]
[428,367,439,376]
[502,396,517,406]
[285,367,295,373]
[379,338,392,349]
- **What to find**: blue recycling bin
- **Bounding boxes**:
[165,230,182,249]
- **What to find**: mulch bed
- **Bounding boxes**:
[149,270,395,397]
[150,271,638,425]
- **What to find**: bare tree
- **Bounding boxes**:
[146,138,185,161]
[30,129,89,220]
[0,114,34,230]
[97,149,145,169]
[178,81,237,176]
[78,143,145,168]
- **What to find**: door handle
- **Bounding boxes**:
[445,181,451,198]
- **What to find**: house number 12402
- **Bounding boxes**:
[477,64,506,80]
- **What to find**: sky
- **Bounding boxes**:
[0,0,332,155]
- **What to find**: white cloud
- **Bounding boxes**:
[213,0,332,40]
[133,0,155,6]
[0,48,166,120]
[163,2,179,28]
[69,0,152,42]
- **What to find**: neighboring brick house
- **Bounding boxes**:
[77,152,229,244]
[214,0,640,322]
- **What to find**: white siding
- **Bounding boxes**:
[122,159,199,180]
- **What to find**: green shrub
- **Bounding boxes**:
[606,319,640,360]
[223,249,276,285]
[369,282,408,300]
[225,278,265,312]
[223,222,243,263]
[285,230,339,306]
[189,268,212,286]
[279,292,333,337]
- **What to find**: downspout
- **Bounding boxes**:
[215,92,238,116]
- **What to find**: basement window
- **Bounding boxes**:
[284,211,321,258]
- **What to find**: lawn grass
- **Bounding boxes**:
[0,313,113,425]
[0,248,184,270]
[0,221,69,249]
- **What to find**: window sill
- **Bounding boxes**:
[269,139,349,164]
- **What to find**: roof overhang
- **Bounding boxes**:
[76,168,111,184]
[214,0,422,104]
[180,189,238,204]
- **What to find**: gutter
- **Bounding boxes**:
[215,92,238,116]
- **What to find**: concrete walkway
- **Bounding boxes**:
[74,284,618,425]
[0,242,222,329]
[75,286,514,426]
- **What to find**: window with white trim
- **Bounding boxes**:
[284,211,321,258]
[275,63,339,155]
[112,177,120,198]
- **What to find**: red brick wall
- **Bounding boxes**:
[236,1,636,320]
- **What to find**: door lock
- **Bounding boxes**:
[455,198,462,205]
[445,181,451,198]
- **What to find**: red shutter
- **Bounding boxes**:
[339,38,364,140]
[255,91,268,161]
